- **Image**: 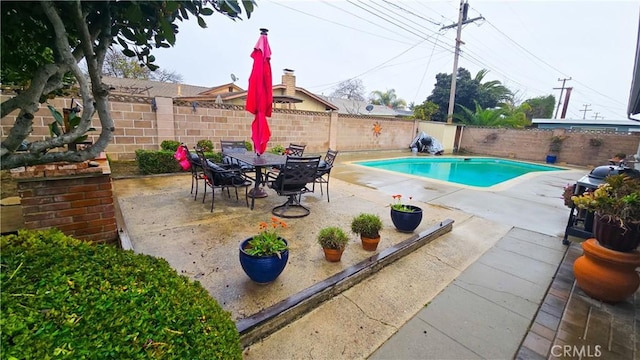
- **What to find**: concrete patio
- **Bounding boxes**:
[111,150,635,359]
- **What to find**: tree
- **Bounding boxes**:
[103,48,183,83]
[523,95,555,120]
[425,68,513,122]
[1,1,254,170]
[103,48,151,79]
[412,101,439,121]
[369,89,407,109]
[454,100,531,128]
[330,79,365,101]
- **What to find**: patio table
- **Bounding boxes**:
[225,152,286,210]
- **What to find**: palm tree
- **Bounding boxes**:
[369,89,407,109]
[454,101,529,128]
[474,69,513,104]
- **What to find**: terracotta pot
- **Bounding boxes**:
[322,247,344,262]
[361,235,380,251]
[573,238,640,303]
[593,213,640,252]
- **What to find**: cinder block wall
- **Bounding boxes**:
[2,94,638,166]
[458,127,639,166]
[13,161,118,245]
[334,115,416,151]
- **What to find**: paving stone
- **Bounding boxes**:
[477,246,560,285]
[417,284,530,359]
[514,346,546,360]
[521,331,552,357]
[369,319,482,360]
[496,235,566,266]
[534,310,561,332]
[454,261,546,318]
[530,322,556,341]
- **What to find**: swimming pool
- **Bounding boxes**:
[355,157,565,187]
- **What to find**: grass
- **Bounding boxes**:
[0,160,142,199]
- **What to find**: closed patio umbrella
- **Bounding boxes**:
[246,28,272,155]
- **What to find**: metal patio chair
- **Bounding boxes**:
[268,156,320,218]
[196,148,252,212]
[314,149,339,202]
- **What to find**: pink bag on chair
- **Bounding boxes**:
[174,146,191,171]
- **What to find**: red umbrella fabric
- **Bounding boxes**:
[246,29,273,155]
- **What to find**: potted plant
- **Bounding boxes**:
[571,174,640,252]
[350,213,383,251]
[239,217,289,284]
[610,153,627,165]
[317,226,349,262]
[546,135,566,164]
[390,194,423,233]
[571,173,640,302]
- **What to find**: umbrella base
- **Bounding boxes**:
[248,187,268,198]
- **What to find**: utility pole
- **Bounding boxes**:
[580,104,592,119]
[593,112,601,120]
[553,77,571,119]
[441,0,483,124]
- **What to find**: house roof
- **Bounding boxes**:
[102,76,210,98]
[101,75,339,111]
[187,84,339,110]
[321,96,411,117]
[532,118,640,127]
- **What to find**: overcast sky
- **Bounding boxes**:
[153,0,639,120]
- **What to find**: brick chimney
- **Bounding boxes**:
[282,69,296,97]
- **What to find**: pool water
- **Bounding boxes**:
[355,157,565,187]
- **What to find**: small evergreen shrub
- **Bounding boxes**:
[0,229,242,359]
[196,140,213,152]
[243,141,253,152]
[269,145,285,155]
[160,140,181,151]
[135,149,182,174]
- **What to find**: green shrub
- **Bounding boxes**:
[269,144,285,155]
[243,141,253,152]
[196,139,213,152]
[160,140,181,151]
[0,229,242,359]
[135,149,182,174]
[208,152,223,164]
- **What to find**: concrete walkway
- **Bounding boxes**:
[370,228,566,359]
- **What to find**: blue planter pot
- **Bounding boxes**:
[546,155,557,164]
[239,237,289,284]
[390,206,423,233]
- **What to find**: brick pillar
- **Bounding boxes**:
[155,96,175,146]
[12,159,118,245]
[329,111,339,150]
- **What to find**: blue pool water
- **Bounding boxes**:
[355,157,565,187]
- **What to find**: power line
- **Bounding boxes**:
[271,1,413,45]
[309,39,428,93]
[380,0,442,26]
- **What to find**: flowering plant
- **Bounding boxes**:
[390,194,419,213]
[572,174,640,226]
[562,184,575,208]
[245,217,288,257]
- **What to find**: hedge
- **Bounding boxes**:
[0,230,242,359]
[135,150,224,175]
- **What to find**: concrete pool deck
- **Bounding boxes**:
[112,150,628,359]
